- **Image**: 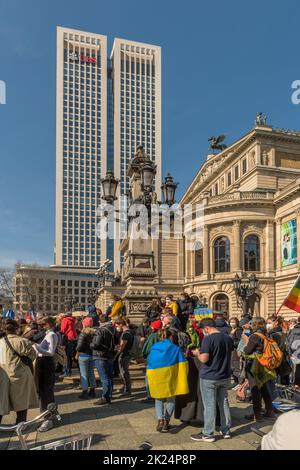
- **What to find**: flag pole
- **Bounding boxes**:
[275,274,300,318]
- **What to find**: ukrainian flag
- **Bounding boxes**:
[147,340,189,399]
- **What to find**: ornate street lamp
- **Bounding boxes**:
[249,273,259,290]
[233,273,241,291]
[101,169,119,205]
[140,160,156,190]
[161,174,179,207]
[232,273,259,317]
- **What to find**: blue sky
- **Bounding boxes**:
[0,0,300,267]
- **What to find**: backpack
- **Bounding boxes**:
[129,334,143,360]
[173,330,191,352]
[99,326,116,353]
[255,332,283,370]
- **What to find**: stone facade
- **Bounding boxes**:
[180,124,300,318]
[98,123,300,321]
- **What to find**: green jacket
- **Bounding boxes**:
[142,332,159,360]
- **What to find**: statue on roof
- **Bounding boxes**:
[208,134,227,152]
[255,112,267,126]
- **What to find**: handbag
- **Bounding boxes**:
[236,379,250,402]
[4,336,34,374]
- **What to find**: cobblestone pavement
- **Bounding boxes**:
[0,374,274,451]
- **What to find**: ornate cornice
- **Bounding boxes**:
[181,126,300,206]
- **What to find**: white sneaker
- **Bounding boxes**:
[220,431,231,439]
[38,419,54,433]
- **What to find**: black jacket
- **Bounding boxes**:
[136,324,151,338]
[90,323,119,359]
[76,328,96,355]
[215,318,231,335]
[178,298,194,317]
[230,326,243,349]
[145,306,161,323]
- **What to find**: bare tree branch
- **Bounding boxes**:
[0,267,15,300]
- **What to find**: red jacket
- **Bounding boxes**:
[61,316,77,341]
[192,320,204,344]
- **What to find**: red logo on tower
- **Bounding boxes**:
[69,52,96,64]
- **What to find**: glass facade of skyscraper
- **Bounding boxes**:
[56,28,107,268]
[56,29,161,272]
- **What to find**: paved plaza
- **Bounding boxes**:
[0,367,274,451]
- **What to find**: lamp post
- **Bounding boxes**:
[232,273,259,317]
[101,146,178,216]
[101,169,119,205]
[161,174,178,207]
[100,146,179,320]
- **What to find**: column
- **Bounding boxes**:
[275,219,282,273]
[177,239,185,280]
[265,219,275,274]
[232,220,241,273]
[203,225,209,277]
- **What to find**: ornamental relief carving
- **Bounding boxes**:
[209,225,233,238]
[128,302,151,314]
[242,223,264,232]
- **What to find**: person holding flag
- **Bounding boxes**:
[147,328,189,433]
[277,276,300,389]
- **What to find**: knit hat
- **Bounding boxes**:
[82,317,94,328]
[88,306,97,315]
[240,317,251,327]
[150,320,162,331]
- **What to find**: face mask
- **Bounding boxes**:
[266,324,273,331]
[230,323,237,328]
[244,329,251,335]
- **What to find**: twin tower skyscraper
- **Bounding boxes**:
[55,27,162,274]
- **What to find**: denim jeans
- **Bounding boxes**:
[78,355,96,391]
[200,378,231,436]
[155,397,175,420]
[94,358,114,399]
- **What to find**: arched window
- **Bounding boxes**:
[213,294,229,317]
[244,234,260,271]
[214,236,230,273]
[195,242,203,276]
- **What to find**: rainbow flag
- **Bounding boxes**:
[147,340,189,399]
[283,276,300,313]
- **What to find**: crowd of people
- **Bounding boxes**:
[0,292,300,445]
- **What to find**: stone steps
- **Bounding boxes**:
[61,361,146,386]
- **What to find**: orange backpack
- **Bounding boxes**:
[255,332,283,370]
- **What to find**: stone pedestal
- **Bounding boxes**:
[122,239,158,323]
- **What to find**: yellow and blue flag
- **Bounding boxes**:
[147,339,189,399]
